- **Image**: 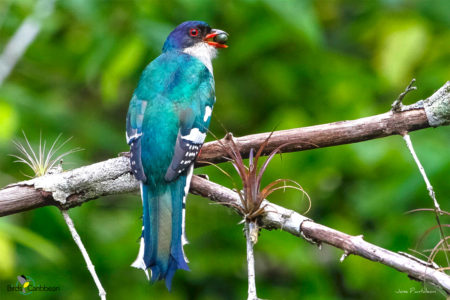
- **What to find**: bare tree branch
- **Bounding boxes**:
[0,157,138,216]
[61,210,106,300]
[391,78,417,111]
[1,81,448,217]
[191,176,450,294]
[198,81,450,166]
[0,81,449,292]
[403,134,441,211]
[245,221,258,300]
[0,0,57,85]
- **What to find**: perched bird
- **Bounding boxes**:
[126,21,228,290]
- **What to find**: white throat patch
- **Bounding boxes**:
[183,43,217,74]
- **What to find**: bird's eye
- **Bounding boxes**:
[189,28,199,37]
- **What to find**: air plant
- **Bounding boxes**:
[203,132,310,300]
[406,208,450,273]
[11,131,82,177]
[212,133,310,226]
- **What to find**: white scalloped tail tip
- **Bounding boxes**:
[131,237,150,280]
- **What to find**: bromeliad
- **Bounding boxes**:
[126,21,228,290]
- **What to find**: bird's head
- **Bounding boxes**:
[162,21,228,59]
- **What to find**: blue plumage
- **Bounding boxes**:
[126,21,227,290]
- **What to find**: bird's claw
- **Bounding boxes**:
[119,151,131,158]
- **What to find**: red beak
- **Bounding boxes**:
[204,30,228,48]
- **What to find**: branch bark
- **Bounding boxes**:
[197,81,449,166]
[1,81,448,217]
[190,176,450,294]
[0,81,449,292]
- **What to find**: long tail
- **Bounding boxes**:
[131,167,193,290]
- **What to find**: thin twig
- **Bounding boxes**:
[402,133,449,267]
[391,78,417,111]
[402,134,441,212]
[191,176,450,293]
[61,210,106,300]
[245,221,258,300]
[0,0,56,86]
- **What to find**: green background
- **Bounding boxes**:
[0,0,449,299]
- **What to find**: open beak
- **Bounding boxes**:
[204,29,228,48]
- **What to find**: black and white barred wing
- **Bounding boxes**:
[164,128,205,181]
[164,105,213,182]
[126,95,148,182]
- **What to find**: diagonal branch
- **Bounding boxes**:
[0,81,448,217]
[0,0,57,86]
[189,176,450,293]
[198,81,450,166]
[0,81,448,292]
[61,210,106,300]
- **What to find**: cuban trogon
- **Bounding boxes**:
[126,21,228,290]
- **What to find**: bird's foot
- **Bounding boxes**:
[119,151,131,158]
[196,174,209,181]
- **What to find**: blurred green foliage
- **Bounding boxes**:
[0,0,449,299]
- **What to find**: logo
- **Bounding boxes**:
[6,274,60,295]
[16,275,33,295]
